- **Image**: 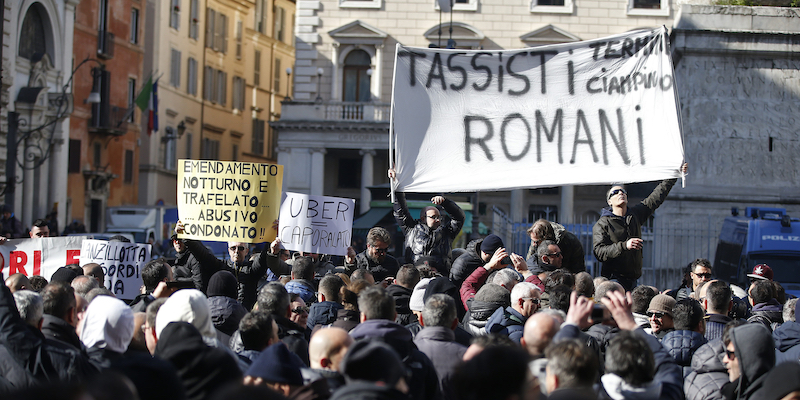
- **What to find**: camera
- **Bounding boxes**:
[591,304,607,321]
[501,256,512,265]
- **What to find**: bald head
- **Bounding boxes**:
[521,312,560,357]
[309,327,353,371]
[5,273,31,293]
[82,263,104,287]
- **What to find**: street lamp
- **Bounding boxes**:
[315,67,324,102]
[285,67,292,100]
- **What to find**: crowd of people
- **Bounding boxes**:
[2,164,800,400]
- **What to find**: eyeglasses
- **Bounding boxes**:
[725,349,736,360]
[229,246,246,252]
[426,215,441,221]
[371,247,388,254]
[608,188,627,199]
[522,297,540,305]
[647,311,668,319]
[693,272,712,279]
[545,252,563,258]
[292,306,309,315]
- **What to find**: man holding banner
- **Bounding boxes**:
[593,163,687,291]
[389,169,465,272]
[175,221,280,310]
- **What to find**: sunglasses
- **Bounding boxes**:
[693,272,712,279]
[522,297,540,305]
[608,188,627,199]
[725,349,736,360]
[229,245,247,251]
[647,311,668,319]
[372,247,389,254]
[292,306,309,314]
[546,252,563,258]
[426,215,441,220]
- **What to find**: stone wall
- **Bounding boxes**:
[653,5,800,273]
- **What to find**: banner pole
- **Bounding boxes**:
[663,25,687,188]
[388,43,401,203]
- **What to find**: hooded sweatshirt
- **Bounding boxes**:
[155,289,247,370]
[724,324,776,400]
[773,320,800,364]
[80,296,135,355]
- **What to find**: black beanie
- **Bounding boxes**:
[341,340,405,386]
[207,270,238,299]
[50,267,77,284]
[480,234,504,255]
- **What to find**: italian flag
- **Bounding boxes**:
[134,77,159,135]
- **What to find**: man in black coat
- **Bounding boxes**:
[343,227,400,282]
[175,221,280,310]
[0,284,97,383]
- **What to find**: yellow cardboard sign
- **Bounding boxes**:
[177,159,283,243]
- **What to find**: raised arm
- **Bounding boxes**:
[438,197,465,234]
[392,191,416,231]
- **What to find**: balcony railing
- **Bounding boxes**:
[97,30,115,59]
[89,105,130,136]
[281,101,390,122]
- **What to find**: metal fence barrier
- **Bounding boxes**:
[491,212,721,291]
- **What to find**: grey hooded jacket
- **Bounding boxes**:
[684,339,728,400]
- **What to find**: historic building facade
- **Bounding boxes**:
[272,0,677,222]
[1,0,80,231]
[138,0,296,207]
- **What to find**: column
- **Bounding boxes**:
[560,185,574,224]
[359,149,375,214]
[309,148,326,195]
[331,43,340,101]
[373,44,383,99]
[509,189,525,247]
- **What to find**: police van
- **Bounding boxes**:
[713,207,800,298]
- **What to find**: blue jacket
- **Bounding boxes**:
[661,329,707,378]
[285,279,316,304]
[485,306,526,343]
[773,320,800,364]
[705,313,732,342]
[307,301,343,330]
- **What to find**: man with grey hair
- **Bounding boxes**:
[486,282,541,343]
[70,275,98,298]
[491,268,519,293]
[13,290,43,329]
[414,294,467,400]
[774,297,800,364]
[343,226,400,282]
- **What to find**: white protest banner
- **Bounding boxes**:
[391,27,685,193]
[177,159,284,243]
[79,240,150,300]
[278,193,355,256]
[0,237,84,280]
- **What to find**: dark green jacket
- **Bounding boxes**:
[592,179,676,279]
